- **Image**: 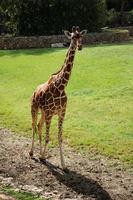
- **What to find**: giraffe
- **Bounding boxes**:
[29,26,87,170]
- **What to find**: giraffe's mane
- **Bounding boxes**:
[52,65,64,76]
[48,66,64,84]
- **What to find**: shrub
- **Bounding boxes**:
[122,10,133,25]
[107,8,119,27]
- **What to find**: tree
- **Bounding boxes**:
[0,0,20,35]
[106,0,133,26]
[1,0,107,36]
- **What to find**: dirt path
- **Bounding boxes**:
[0,128,133,200]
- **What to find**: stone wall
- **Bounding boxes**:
[0,29,130,50]
[128,26,133,36]
[83,30,129,44]
[119,26,133,36]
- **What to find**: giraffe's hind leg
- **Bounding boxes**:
[40,115,52,160]
[29,105,38,157]
[37,110,45,156]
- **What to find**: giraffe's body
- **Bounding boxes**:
[29,26,87,169]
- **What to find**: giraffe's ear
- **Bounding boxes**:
[64,30,71,39]
[80,30,88,36]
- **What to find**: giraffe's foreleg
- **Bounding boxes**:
[58,109,66,170]
[29,106,38,157]
[40,116,52,160]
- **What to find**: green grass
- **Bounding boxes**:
[0,186,44,200]
[0,43,133,165]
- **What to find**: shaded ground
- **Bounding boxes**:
[0,128,133,200]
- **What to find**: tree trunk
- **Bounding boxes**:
[120,0,128,25]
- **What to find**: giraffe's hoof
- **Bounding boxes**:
[39,157,46,163]
[29,151,33,157]
[46,154,52,159]
[63,167,69,173]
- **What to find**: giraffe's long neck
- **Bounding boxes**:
[55,40,77,89]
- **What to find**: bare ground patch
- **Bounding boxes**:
[0,128,133,200]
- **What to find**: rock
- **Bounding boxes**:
[0,193,16,200]
[51,43,65,48]
[22,185,43,194]
[2,177,13,185]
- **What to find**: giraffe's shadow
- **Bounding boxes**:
[33,158,112,200]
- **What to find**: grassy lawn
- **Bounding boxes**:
[0,186,44,200]
[0,43,133,165]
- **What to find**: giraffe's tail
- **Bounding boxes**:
[31,103,39,135]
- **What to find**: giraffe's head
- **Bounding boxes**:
[64,26,87,50]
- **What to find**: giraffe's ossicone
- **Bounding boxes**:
[29,26,87,170]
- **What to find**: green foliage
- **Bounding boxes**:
[106,0,133,26]
[107,8,119,26]
[0,0,20,35]
[0,0,107,36]
[107,9,133,26]
[0,43,133,165]
[123,9,133,25]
